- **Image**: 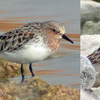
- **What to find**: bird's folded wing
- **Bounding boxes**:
[0,22,41,52]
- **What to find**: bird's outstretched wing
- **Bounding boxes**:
[0,22,41,52]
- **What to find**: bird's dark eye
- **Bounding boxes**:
[52,29,56,32]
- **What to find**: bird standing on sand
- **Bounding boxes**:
[0,20,73,82]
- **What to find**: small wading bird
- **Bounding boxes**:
[0,20,73,82]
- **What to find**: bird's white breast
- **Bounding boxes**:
[0,40,51,64]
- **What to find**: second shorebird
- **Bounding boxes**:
[0,20,74,82]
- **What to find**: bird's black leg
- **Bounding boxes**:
[29,63,35,77]
[21,64,24,82]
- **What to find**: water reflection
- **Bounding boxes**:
[0,10,5,13]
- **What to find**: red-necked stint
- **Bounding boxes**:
[0,20,74,82]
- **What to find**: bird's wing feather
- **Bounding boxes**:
[0,22,41,52]
[87,47,100,64]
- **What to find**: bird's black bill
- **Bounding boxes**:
[62,34,74,44]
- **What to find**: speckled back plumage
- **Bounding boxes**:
[0,20,74,81]
[0,22,42,52]
[0,20,65,53]
[87,47,100,64]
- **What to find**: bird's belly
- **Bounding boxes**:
[0,45,51,64]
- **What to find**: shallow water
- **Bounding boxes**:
[0,0,80,89]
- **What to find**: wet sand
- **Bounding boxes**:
[0,77,80,100]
